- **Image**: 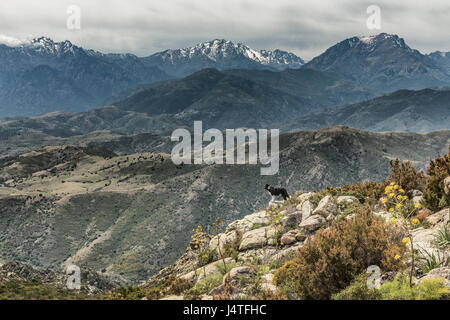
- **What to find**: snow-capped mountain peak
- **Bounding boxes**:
[147,39,304,75]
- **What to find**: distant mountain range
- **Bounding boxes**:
[1,33,450,133]
[0,37,305,117]
[0,37,170,117]
[282,87,450,133]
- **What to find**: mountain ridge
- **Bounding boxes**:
[282,87,450,133]
[304,33,450,92]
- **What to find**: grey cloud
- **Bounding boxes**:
[0,0,449,60]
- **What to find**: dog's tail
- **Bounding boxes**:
[282,189,290,200]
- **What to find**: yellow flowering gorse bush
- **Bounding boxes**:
[381,182,423,287]
[265,206,284,246]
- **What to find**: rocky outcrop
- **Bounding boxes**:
[299,215,326,232]
[142,189,450,300]
[312,195,338,218]
[239,227,276,251]
[419,267,450,287]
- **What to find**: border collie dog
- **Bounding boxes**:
[265,184,290,201]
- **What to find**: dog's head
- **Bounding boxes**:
[264,184,270,190]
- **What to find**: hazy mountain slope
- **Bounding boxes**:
[0,37,170,117]
[0,127,448,284]
[283,88,450,133]
[304,33,450,92]
[115,68,374,130]
[428,51,450,75]
[144,39,304,77]
[0,67,373,139]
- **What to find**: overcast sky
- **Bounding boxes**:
[0,0,449,60]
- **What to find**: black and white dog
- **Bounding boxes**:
[265,184,290,201]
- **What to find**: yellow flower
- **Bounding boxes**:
[389,208,395,213]
[388,193,395,198]
[393,185,399,190]
[396,203,402,209]
[390,182,395,186]
[399,188,405,193]
[397,195,403,200]
[402,237,409,244]
[411,218,420,226]
[414,203,422,209]
[403,195,408,201]
[394,254,401,260]
[381,198,388,204]
[389,217,397,224]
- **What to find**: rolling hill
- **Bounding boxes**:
[0,126,448,284]
[283,88,450,133]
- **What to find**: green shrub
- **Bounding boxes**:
[387,159,426,192]
[167,277,194,295]
[379,273,449,300]
[274,209,407,299]
[432,224,450,249]
[184,273,223,299]
[145,287,162,300]
[0,280,94,300]
[423,146,450,211]
[216,261,240,275]
[416,247,444,275]
[332,274,382,300]
[273,260,298,299]
[197,248,217,268]
[116,285,147,300]
[331,181,387,205]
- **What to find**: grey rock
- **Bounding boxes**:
[239,227,275,251]
[337,195,359,204]
[298,200,314,221]
[312,195,337,218]
[280,230,298,245]
[299,215,326,232]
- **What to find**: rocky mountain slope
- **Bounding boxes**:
[142,192,449,300]
[282,88,450,133]
[304,33,450,92]
[429,51,450,75]
[0,127,449,284]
